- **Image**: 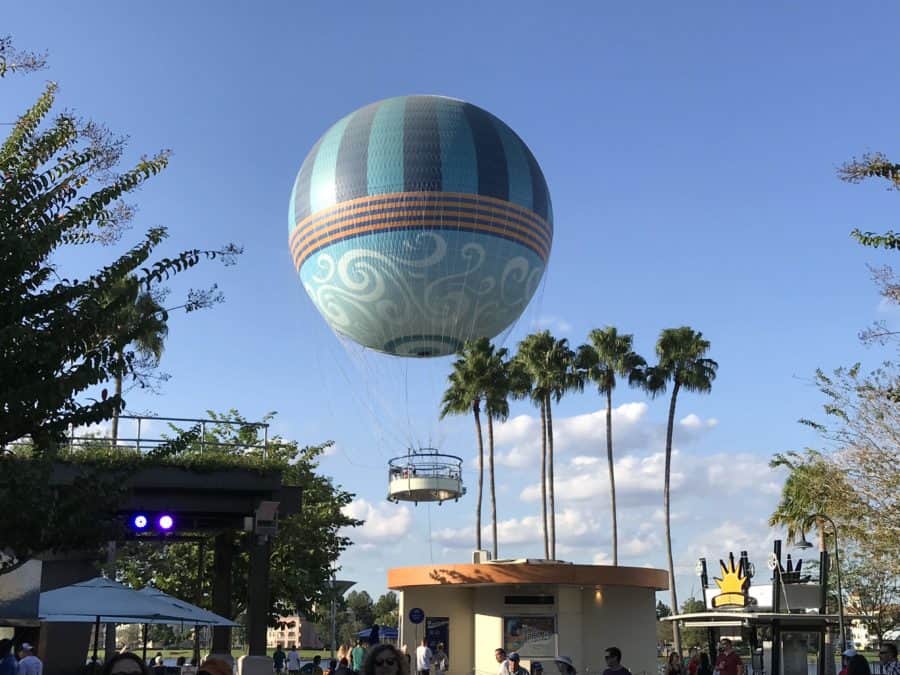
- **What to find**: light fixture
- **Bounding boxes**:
[131,514,149,530]
[766,552,778,571]
[157,514,175,531]
[795,531,814,550]
[695,560,705,576]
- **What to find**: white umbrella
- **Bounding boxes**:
[39,577,198,660]
[137,588,236,627]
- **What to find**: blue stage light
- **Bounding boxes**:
[131,514,149,530]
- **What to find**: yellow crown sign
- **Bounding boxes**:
[712,552,750,608]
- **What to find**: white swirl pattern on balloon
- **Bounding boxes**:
[302,231,545,356]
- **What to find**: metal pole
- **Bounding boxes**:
[823,516,846,651]
[93,616,101,662]
[330,578,337,659]
[137,417,142,454]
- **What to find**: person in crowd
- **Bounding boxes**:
[666,652,683,675]
[17,644,41,675]
[362,644,409,675]
[495,649,511,675]
[311,656,324,675]
[415,639,432,675]
[715,640,742,675]
[286,645,301,675]
[152,655,165,675]
[351,642,367,674]
[847,654,871,675]
[334,659,352,675]
[531,663,543,675]
[602,647,630,675]
[506,653,529,675]
[0,640,16,675]
[840,649,857,675]
[273,645,286,675]
[176,658,186,668]
[697,654,712,675]
[880,644,900,675]
[101,652,150,675]
[554,657,576,675]
[687,650,700,675]
[326,659,339,675]
[432,644,447,675]
[337,648,348,665]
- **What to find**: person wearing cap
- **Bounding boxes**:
[839,648,857,675]
[554,657,575,675]
[507,654,529,675]
[602,647,631,675]
[17,644,41,675]
[531,663,543,675]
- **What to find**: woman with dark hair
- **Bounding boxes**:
[101,652,151,675]
[847,655,871,675]
[666,653,683,675]
[698,654,713,675]
[362,644,410,675]
[0,640,17,675]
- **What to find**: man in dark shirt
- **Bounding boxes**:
[273,645,287,675]
[715,640,743,675]
[602,647,631,675]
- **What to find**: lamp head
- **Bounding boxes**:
[794,531,814,550]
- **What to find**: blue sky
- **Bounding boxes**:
[5,2,899,605]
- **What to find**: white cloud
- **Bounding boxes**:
[342,499,412,542]
[680,414,718,430]
[531,315,573,334]
[571,456,600,467]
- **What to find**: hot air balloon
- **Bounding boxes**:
[288,95,553,358]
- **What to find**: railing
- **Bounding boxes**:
[387,449,464,482]
[64,414,270,459]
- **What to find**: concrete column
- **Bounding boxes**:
[211,532,234,656]
[246,535,272,657]
[36,556,98,675]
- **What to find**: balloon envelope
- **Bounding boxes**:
[289,95,553,357]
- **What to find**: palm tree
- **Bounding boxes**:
[484,348,511,560]
[512,331,581,559]
[769,450,854,675]
[441,338,508,554]
[107,282,168,445]
[576,327,646,566]
[645,326,718,655]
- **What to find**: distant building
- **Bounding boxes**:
[267,616,323,649]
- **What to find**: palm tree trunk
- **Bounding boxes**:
[110,368,123,448]
[540,401,549,559]
[546,393,556,561]
[606,388,618,566]
[664,381,682,654]
[488,412,498,560]
[473,400,485,552]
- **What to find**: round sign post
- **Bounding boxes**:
[409,607,425,649]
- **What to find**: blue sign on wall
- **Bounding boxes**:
[409,607,425,624]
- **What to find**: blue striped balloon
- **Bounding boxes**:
[289,95,553,357]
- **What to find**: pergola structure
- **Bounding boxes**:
[4,416,302,675]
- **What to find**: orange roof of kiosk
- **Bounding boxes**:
[388,559,668,590]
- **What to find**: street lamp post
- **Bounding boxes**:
[796,513,846,651]
[327,577,355,660]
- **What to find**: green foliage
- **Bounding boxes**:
[0,61,241,453]
[680,597,708,648]
[0,36,47,76]
[575,326,647,566]
[116,411,362,625]
[441,338,511,556]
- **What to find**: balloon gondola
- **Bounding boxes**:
[387,449,466,505]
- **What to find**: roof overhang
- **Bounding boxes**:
[662,611,840,628]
